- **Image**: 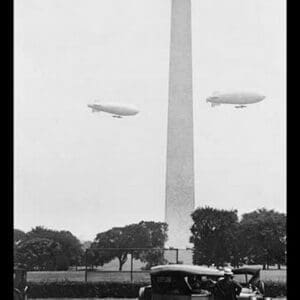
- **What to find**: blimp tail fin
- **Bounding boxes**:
[88,104,97,113]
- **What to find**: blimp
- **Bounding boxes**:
[206,91,265,108]
[87,102,139,118]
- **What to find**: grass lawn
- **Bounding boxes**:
[28,271,86,282]
[27,270,151,283]
[27,268,286,283]
[261,269,287,282]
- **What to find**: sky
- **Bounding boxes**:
[14,0,286,241]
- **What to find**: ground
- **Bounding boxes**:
[27,265,286,283]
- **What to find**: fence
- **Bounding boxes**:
[84,248,193,282]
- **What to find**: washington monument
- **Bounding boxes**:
[165,0,195,248]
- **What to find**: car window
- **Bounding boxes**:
[152,273,191,295]
[233,274,247,285]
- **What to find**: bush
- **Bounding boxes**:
[27,281,149,298]
[27,280,286,298]
[264,280,286,297]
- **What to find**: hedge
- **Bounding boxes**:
[264,281,287,298]
[27,281,149,298]
[27,280,286,298]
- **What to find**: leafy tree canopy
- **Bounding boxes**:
[190,206,239,267]
[14,229,27,245]
[14,237,63,271]
[26,226,83,266]
[190,207,286,269]
[239,208,286,268]
[91,221,168,270]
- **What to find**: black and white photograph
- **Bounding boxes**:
[13,0,286,299]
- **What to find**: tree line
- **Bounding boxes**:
[191,207,286,269]
[14,207,286,271]
[14,226,84,271]
[88,221,168,270]
[14,221,168,271]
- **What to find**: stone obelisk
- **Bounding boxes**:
[165,0,194,248]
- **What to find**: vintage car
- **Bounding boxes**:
[139,264,223,300]
[139,264,266,300]
[232,267,265,299]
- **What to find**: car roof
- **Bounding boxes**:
[232,267,261,275]
[151,264,224,276]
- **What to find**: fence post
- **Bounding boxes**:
[130,250,133,282]
[176,248,179,264]
[84,249,88,283]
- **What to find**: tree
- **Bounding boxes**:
[26,226,83,267]
[14,229,26,245]
[190,206,239,267]
[81,241,92,251]
[14,229,27,266]
[92,227,133,271]
[55,254,70,271]
[133,221,168,269]
[14,238,63,270]
[92,221,168,271]
[239,208,286,269]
